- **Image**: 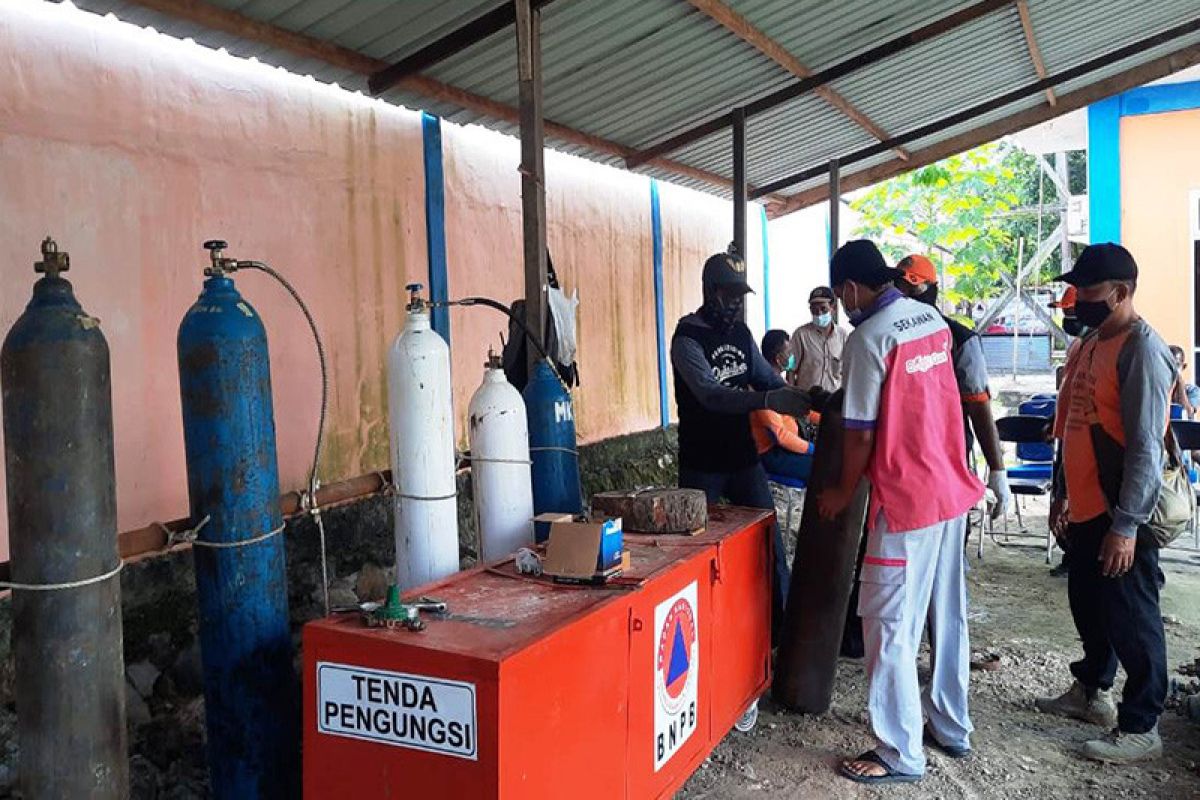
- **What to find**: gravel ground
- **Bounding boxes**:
[679,495,1200,799]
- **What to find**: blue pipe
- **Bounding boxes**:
[178,274,297,799]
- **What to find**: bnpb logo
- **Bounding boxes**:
[655,598,697,713]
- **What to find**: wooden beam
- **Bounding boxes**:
[754,17,1200,199]
[516,0,547,375]
[1016,0,1056,106]
[684,0,909,161]
[627,0,1014,168]
[765,41,1200,217]
[368,0,558,96]
[117,0,743,195]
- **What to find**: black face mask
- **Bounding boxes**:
[1074,292,1116,329]
[912,284,939,307]
[1062,317,1088,338]
[701,290,744,332]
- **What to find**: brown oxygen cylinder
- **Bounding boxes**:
[773,390,870,713]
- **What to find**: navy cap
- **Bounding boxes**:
[1056,243,1138,287]
[830,240,902,289]
[808,286,835,302]
[702,252,754,294]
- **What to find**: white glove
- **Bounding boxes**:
[987,469,1011,520]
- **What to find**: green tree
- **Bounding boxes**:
[850,141,1077,311]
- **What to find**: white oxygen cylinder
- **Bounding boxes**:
[468,351,535,562]
[388,284,459,590]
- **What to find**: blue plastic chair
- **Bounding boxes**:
[993,414,1055,562]
[766,473,807,534]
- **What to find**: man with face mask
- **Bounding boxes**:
[818,240,984,785]
[1035,244,1176,764]
[670,250,812,628]
[1050,286,1089,389]
[789,286,847,393]
[894,254,1010,519]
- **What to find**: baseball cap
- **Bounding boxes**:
[830,240,902,289]
[897,254,938,285]
[1048,286,1077,310]
[701,252,754,294]
[808,286,835,302]
[1056,243,1138,287]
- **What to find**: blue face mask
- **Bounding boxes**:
[785,353,797,372]
[814,312,832,328]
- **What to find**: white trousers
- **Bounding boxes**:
[858,511,972,775]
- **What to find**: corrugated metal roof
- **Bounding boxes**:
[62,0,1200,209]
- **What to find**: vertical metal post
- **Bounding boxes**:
[828,158,840,278]
[732,108,747,257]
[517,0,547,374]
[1056,151,1071,271]
[1013,237,1025,381]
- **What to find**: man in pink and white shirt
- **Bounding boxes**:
[818,240,984,785]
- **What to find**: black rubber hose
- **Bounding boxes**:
[442,296,553,365]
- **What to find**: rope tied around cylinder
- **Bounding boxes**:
[193,523,286,550]
[0,560,124,592]
[158,514,285,550]
[462,455,534,466]
[159,514,211,549]
[394,491,459,502]
[529,445,579,456]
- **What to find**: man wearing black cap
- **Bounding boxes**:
[788,286,847,393]
[818,240,983,785]
[670,249,812,627]
[1035,243,1176,764]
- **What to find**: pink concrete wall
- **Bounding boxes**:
[658,182,736,421]
[440,124,660,441]
[0,4,745,559]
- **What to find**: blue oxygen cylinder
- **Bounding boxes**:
[177,241,296,799]
[522,360,583,541]
[2,238,127,798]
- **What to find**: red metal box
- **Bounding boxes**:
[302,506,772,799]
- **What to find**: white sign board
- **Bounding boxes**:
[316,662,478,760]
[653,581,699,771]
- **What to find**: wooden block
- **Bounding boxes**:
[590,488,707,534]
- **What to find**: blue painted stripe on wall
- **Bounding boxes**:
[824,204,833,284]
[422,112,451,340]
[650,180,669,429]
[1087,97,1122,244]
[760,205,771,330]
[1120,80,1200,117]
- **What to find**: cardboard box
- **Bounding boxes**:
[538,514,623,579]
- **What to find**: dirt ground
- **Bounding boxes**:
[680,496,1200,799]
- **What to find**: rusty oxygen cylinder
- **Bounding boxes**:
[773,390,870,714]
[1,238,128,797]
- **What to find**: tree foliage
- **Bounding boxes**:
[850,142,1082,308]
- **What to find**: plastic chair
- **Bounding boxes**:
[992,414,1055,562]
[1170,419,1200,550]
[766,473,807,534]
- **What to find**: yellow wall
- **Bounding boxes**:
[1120,110,1200,357]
